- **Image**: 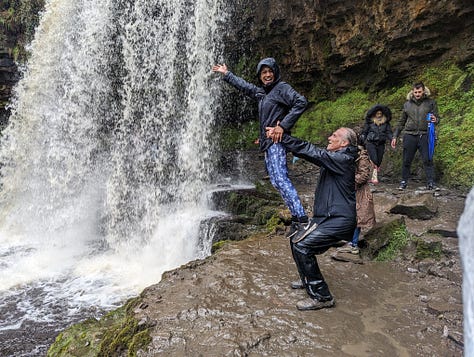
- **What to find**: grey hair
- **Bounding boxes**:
[341,127,357,146]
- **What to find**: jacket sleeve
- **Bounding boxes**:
[360,121,370,142]
[393,103,409,138]
[275,84,307,131]
[281,135,349,175]
[385,122,393,141]
[223,71,260,99]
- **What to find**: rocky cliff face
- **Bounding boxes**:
[0,0,44,125]
[1,1,473,118]
[0,48,17,126]
[224,0,474,94]
[0,5,18,127]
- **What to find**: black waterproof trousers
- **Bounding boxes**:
[290,219,354,301]
[365,141,386,167]
[401,133,434,184]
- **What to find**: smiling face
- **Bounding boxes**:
[327,128,349,152]
[259,66,274,86]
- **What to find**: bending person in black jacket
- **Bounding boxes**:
[266,126,358,310]
[212,58,309,237]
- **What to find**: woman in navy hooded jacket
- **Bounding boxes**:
[212,58,309,234]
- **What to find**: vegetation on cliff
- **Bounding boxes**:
[220,61,474,190]
[0,0,44,60]
[47,297,152,357]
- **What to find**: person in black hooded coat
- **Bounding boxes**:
[212,58,309,235]
[360,104,393,184]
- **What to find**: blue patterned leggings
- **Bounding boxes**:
[265,143,306,219]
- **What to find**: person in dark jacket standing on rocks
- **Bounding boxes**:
[266,126,358,310]
[391,82,439,190]
[212,58,309,236]
[360,104,393,184]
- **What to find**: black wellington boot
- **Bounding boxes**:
[289,241,306,289]
[293,248,335,310]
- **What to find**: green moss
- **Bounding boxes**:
[47,318,100,357]
[414,239,443,260]
[375,225,411,262]
[415,63,474,189]
[218,120,259,151]
[253,206,277,225]
[47,297,152,357]
[212,239,228,253]
[265,211,285,233]
[233,54,260,80]
[226,190,279,221]
[294,90,370,142]
[0,0,45,61]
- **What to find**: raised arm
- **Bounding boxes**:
[212,63,260,98]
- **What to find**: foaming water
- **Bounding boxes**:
[458,187,474,355]
[0,0,227,354]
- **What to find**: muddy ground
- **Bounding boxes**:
[134,151,465,356]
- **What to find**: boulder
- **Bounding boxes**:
[389,192,438,220]
[360,217,406,260]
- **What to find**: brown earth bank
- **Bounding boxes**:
[108,150,465,356]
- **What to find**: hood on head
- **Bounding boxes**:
[365,104,392,122]
[256,57,281,85]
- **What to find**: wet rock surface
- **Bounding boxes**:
[133,150,465,356]
[136,236,462,356]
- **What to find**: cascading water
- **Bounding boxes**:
[0,0,227,355]
[458,187,474,356]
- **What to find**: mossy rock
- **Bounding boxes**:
[47,297,152,357]
[361,217,409,261]
[414,239,443,260]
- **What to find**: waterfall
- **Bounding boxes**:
[458,187,474,355]
[0,0,227,312]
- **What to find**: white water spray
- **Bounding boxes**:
[458,187,474,355]
[0,0,227,313]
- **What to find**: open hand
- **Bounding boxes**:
[212,64,228,75]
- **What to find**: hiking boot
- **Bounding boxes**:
[426,182,440,191]
[336,243,354,253]
[398,181,407,190]
[296,297,335,311]
[291,221,318,243]
[291,280,305,289]
[350,246,360,254]
[337,244,359,254]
